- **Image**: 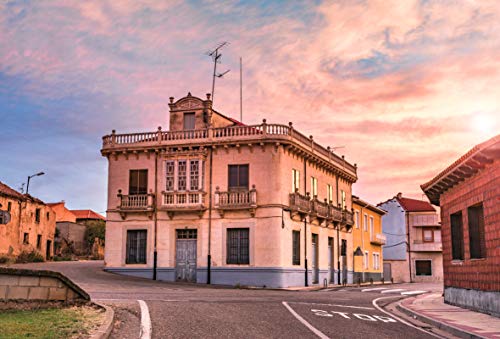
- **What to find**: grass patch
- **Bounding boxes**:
[0,305,104,339]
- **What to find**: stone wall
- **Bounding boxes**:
[0,267,89,302]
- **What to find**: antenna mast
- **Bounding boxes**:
[206,42,230,105]
[240,57,243,122]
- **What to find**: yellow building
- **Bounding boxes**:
[352,196,386,282]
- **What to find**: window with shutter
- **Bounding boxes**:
[468,203,486,259]
[450,211,464,260]
[183,112,195,130]
[129,170,148,195]
[228,165,249,190]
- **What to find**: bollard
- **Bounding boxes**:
[357,277,361,287]
[324,278,328,288]
[370,278,374,285]
[381,277,385,285]
[391,277,394,284]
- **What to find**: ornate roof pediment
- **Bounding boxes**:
[170,93,205,111]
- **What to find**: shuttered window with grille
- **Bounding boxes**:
[226,228,249,264]
[126,230,147,264]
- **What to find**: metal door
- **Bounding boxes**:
[312,234,319,284]
[383,262,391,281]
[176,229,197,282]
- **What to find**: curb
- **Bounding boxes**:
[396,301,483,339]
[91,302,115,339]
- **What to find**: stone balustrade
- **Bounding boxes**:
[102,121,357,175]
[117,190,155,210]
[214,186,257,217]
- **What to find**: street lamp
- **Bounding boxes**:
[26,171,45,195]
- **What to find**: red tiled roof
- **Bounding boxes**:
[0,181,25,200]
[396,196,435,212]
[70,209,105,220]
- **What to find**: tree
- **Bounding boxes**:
[84,220,105,249]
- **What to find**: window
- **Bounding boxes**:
[423,229,434,242]
[341,239,347,256]
[310,177,318,197]
[37,235,42,249]
[129,170,148,195]
[228,165,249,190]
[7,202,11,212]
[35,208,41,223]
[450,211,464,260]
[364,251,369,269]
[46,212,50,220]
[292,231,300,265]
[177,229,197,239]
[355,211,360,229]
[327,184,333,203]
[373,253,380,270]
[292,169,300,192]
[227,228,249,264]
[23,233,29,244]
[126,230,147,264]
[415,260,432,276]
[341,190,346,209]
[183,112,195,130]
[468,203,486,259]
[363,214,368,231]
[178,160,187,191]
[369,217,374,236]
[165,161,175,191]
[189,160,200,191]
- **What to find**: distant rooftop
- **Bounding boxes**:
[70,209,105,220]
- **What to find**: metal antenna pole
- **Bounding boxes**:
[206,42,229,106]
[240,57,243,122]
[211,49,218,101]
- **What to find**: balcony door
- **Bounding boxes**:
[176,229,197,282]
[311,234,319,284]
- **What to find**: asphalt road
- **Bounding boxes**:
[11,261,444,339]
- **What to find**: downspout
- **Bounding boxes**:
[207,147,213,284]
[303,157,308,287]
[336,176,340,285]
[153,151,158,280]
[406,211,412,283]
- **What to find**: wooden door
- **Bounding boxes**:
[312,234,319,284]
[176,229,197,282]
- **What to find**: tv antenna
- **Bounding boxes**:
[206,42,230,105]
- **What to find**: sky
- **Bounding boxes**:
[0,0,499,213]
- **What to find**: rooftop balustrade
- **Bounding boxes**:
[102,121,357,176]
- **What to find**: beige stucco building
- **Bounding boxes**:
[0,181,55,259]
[101,93,357,287]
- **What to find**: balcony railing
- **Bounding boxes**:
[289,191,312,214]
[370,233,386,246]
[328,205,343,223]
[412,240,442,252]
[102,122,357,175]
[311,198,329,219]
[214,186,257,217]
[342,209,354,226]
[117,190,155,210]
[162,191,206,208]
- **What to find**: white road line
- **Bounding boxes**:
[282,302,329,339]
[372,296,442,338]
[288,301,374,310]
[138,300,152,339]
[380,289,407,294]
[401,291,427,296]
[361,287,389,292]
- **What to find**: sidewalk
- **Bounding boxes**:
[398,292,500,339]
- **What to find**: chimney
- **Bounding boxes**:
[396,192,402,199]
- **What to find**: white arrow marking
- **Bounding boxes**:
[380,289,407,294]
[361,287,389,292]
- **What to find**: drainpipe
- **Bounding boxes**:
[406,211,412,283]
[336,176,340,285]
[153,151,158,280]
[207,147,213,284]
[303,157,308,287]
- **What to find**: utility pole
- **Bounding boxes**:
[206,42,230,105]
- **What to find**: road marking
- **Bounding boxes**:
[311,309,397,323]
[372,296,442,338]
[138,300,152,339]
[288,301,374,310]
[401,291,427,296]
[380,289,407,294]
[361,287,389,292]
[282,302,329,339]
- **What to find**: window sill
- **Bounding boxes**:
[451,260,464,265]
[469,258,487,262]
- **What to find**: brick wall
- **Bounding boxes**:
[440,159,499,292]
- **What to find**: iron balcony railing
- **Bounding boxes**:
[117,190,155,210]
[102,121,357,175]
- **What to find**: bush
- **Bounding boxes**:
[15,250,45,263]
[0,255,11,264]
[84,220,105,249]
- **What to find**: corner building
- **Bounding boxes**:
[101,93,357,288]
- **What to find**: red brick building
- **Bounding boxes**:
[421,135,499,316]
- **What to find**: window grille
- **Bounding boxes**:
[176,229,197,239]
[292,231,300,265]
[178,160,187,191]
[165,161,175,191]
[226,228,249,264]
[126,230,147,264]
[190,160,200,190]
